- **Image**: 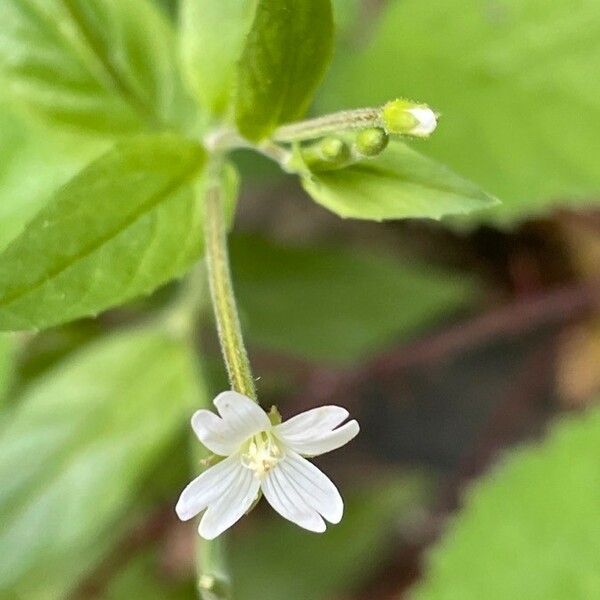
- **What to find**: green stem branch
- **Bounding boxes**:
[204,129,291,168]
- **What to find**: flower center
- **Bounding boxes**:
[241,432,282,479]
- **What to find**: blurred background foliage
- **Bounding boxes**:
[0,0,599,598]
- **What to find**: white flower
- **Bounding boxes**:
[176,391,360,540]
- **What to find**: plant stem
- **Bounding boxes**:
[272,107,381,143]
[196,430,232,600]
[197,536,231,600]
[204,129,291,168]
[203,168,257,400]
[196,164,259,600]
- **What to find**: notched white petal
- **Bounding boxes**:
[275,417,359,457]
[175,455,242,521]
[191,392,270,456]
[213,391,270,436]
[274,405,349,440]
[191,409,239,456]
[261,466,326,533]
[198,466,260,540]
[283,452,344,524]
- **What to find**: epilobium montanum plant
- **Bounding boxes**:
[0,0,497,597]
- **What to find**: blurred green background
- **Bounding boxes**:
[0,0,599,598]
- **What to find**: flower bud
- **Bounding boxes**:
[319,137,351,162]
[301,136,351,171]
[382,99,437,137]
[354,127,389,157]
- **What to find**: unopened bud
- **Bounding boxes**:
[382,99,437,137]
[319,137,350,162]
[354,127,389,157]
[301,136,351,171]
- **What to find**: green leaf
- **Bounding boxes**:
[300,141,497,221]
[0,326,202,598]
[0,134,206,331]
[0,334,16,408]
[233,475,430,600]
[234,0,334,141]
[413,407,600,600]
[231,235,477,364]
[0,99,107,253]
[318,0,600,226]
[0,0,190,136]
[179,0,257,117]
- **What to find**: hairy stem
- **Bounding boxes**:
[204,129,291,167]
[197,536,231,600]
[196,433,232,600]
[203,170,257,400]
[272,107,381,143]
[197,165,258,600]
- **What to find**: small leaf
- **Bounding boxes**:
[231,235,478,363]
[234,0,334,141]
[0,134,206,331]
[179,0,257,117]
[413,407,600,600]
[0,0,190,136]
[0,326,203,598]
[301,141,497,221]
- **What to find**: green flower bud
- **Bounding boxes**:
[301,136,351,171]
[319,136,351,162]
[382,99,437,137]
[354,127,389,157]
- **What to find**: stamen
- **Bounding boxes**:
[241,433,282,479]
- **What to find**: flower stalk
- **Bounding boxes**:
[273,99,438,143]
[196,536,231,600]
[203,165,257,400]
[197,163,257,600]
[273,107,381,143]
